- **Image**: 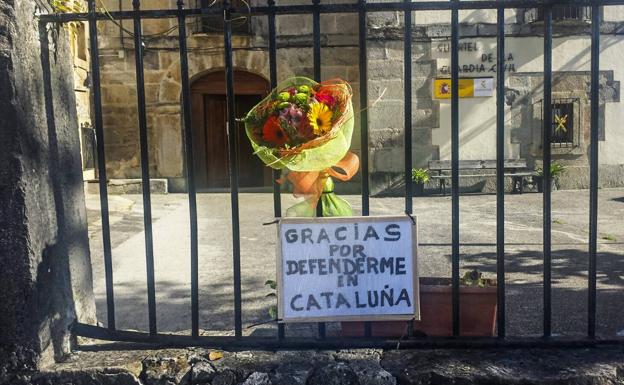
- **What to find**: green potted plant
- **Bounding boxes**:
[340,270,498,337]
[265,280,278,320]
[534,162,566,192]
[411,168,430,196]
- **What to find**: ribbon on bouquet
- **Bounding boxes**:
[280,152,360,217]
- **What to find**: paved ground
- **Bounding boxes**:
[85,189,624,338]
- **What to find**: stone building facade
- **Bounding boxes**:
[80,1,624,195]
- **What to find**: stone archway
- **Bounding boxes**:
[190,70,271,190]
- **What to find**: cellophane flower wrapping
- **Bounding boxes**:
[243,77,358,217]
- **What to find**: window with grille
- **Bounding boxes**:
[524,6,592,23]
[197,0,251,35]
[551,101,575,147]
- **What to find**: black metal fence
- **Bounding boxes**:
[39,0,624,349]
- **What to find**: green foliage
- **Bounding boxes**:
[48,1,85,36]
[49,0,85,13]
[460,269,492,288]
[536,162,566,178]
[602,234,617,241]
[268,305,278,320]
[265,280,278,319]
[411,168,430,184]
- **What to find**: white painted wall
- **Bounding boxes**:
[413,9,518,25]
[413,6,624,24]
[431,34,624,165]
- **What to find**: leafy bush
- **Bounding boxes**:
[460,270,494,288]
[265,280,278,319]
[536,162,566,178]
[411,168,430,184]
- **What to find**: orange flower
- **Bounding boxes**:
[262,115,289,147]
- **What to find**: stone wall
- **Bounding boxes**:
[0,0,96,371]
[91,2,624,195]
[21,347,624,385]
[508,70,621,189]
[366,33,440,195]
[95,0,362,192]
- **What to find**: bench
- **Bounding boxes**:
[428,159,536,195]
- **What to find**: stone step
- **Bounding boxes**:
[85,179,168,195]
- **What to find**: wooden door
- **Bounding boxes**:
[203,94,230,187]
[191,91,269,189]
[191,71,271,190]
[235,95,267,188]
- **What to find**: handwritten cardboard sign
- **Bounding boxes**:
[277,215,418,323]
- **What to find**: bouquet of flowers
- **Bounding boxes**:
[243,77,359,217]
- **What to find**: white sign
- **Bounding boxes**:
[434,39,518,75]
[473,77,494,97]
[277,216,419,323]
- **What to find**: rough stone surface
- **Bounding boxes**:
[0,0,95,371]
[32,369,143,385]
[382,348,624,385]
[241,372,271,385]
[191,361,216,384]
[0,346,38,385]
[211,370,237,385]
[21,348,624,385]
[141,356,191,385]
[307,362,359,385]
[335,350,396,385]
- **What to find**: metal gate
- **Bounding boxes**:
[39,0,624,348]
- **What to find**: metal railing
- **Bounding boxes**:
[38,0,623,348]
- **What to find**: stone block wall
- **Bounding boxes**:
[89,1,624,195]
[366,37,440,195]
[507,71,621,189]
[0,0,96,371]
[95,1,363,193]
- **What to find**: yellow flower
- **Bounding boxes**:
[308,102,333,136]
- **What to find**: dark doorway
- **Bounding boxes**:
[190,71,271,190]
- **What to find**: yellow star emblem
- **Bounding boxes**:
[554,114,568,133]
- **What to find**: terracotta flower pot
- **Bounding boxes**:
[340,277,497,337]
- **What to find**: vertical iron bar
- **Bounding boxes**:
[404,0,413,214]
[542,5,553,338]
[268,0,285,340]
[403,0,414,338]
[588,4,600,339]
[495,2,506,338]
[132,0,157,336]
[313,0,321,83]
[223,0,243,339]
[451,0,460,337]
[177,0,200,339]
[87,0,116,331]
[359,0,372,338]
[312,0,325,339]
[268,0,281,221]
[359,0,369,218]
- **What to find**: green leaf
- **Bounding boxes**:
[265,292,277,298]
[411,168,430,183]
[268,305,278,319]
[265,280,277,290]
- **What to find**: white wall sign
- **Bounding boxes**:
[277,215,419,323]
[473,77,494,97]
